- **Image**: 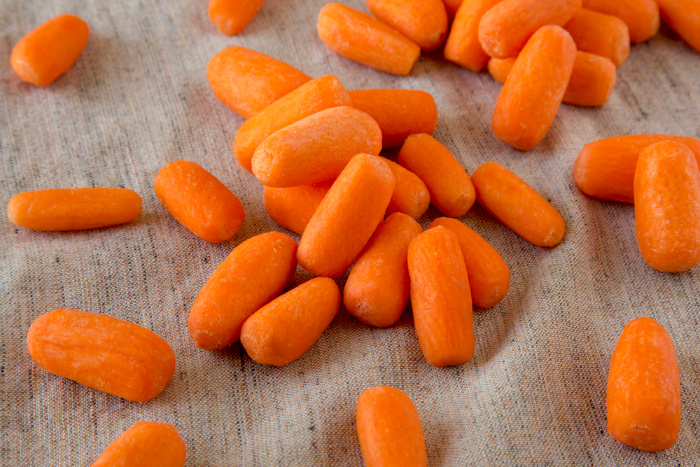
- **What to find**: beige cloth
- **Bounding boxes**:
[2,0,699,465]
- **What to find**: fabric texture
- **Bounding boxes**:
[1,0,699,465]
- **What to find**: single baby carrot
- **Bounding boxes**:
[208,0,265,35]
[206,46,311,119]
[492,25,576,151]
[367,0,449,51]
[442,0,463,18]
[408,227,474,367]
[317,3,421,76]
[251,106,382,187]
[607,318,681,452]
[356,386,427,467]
[397,134,475,217]
[381,157,431,220]
[263,182,332,235]
[7,188,142,231]
[234,75,352,173]
[91,421,186,467]
[188,232,297,350]
[27,309,175,403]
[655,0,700,53]
[428,218,510,309]
[444,0,504,72]
[240,278,341,366]
[634,141,700,272]
[297,154,395,279]
[564,9,630,67]
[573,135,700,203]
[471,162,565,247]
[344,213,423,328]
[582,0,659,43]
[478,0,581,58]
[10,14,89,86]
[349,89,438,149]
[154,160,245,243]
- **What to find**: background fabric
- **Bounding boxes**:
[1,0,699,465]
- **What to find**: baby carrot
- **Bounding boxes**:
[297,154,395,279]
[344,213,423,328]
[154,160,245,243]
[444,0,504,72]
[564,9,630,67]
[397,134,475,217]
[655,0,700,53]
[356,386,427,467]
[442,0,463,18]
[240,278,341,366]
[234,75,352,173]
[317,3,421,76]
[492,25,576,151]
[251,106,382,187]
[408,226,474,367]
[478,0,581,58]
[27,309,175,403]
[206,46,311,119]
[573,135,700,203]
[582,0,659,43]
[634,141,700,272]
[349,89,438,149]
[472,162,565,247]
[607,318,680,452]
[367,0,449,51]
[188,232,297,350]
[91,421,186,467]
[428,218,510,309]
[381,157,431,220]
[263,182,332,235]
[10,14,89,86]
[8,188,142,231]
[208,0,265,35]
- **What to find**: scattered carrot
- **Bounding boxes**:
[188,232,297,350]
[471,162,565,247]
[607,318,681,452]
[206,46,311,119]
[154,160,245,243]
[444,0,504,72]
[655,0,700,53]
[7,188,142,231]
[367,0,448,51]
[91,421,186,467]
[208,0,265,36]
[10,14,89,86]
[381,157,431,220]
[240,278,341,366]
[442,0,463,18]
[297,154,395,279]
[27,309,175,403]
[634,141,700,272]
[263,182,332,235]
[317,3,421,76]
[564,9,630,67]
[344,213,423,328]
[492,25,576,150]
[397,133,475,217]
[582,0,659,43]
[356,386,427,467]
[251,106,382,187]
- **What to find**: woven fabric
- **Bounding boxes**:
[1,0,699,465]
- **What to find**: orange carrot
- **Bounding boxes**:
[444,0,504,72]
[564,9,630,67]
[206,46,311,119]
[607,318,681,452]
[154,160,245,243]
[356,386,427,467]
[263,182,332,235]
[234,75,352,173]
[91,421,186,467]
[344,213,423,327]
[655,0,700,53]
[367,0,448,51]
[297,154,395,278]
[7,188,142,231]
[582,0,659,43]
[478,0,581,58]
[428,218,510,308]
[10,14,89,86]
[240,278,341,366]
[381,157,431,220]
[349,89,438,149]
[188,232,297,350]
[492,25,576,150]
[634,141,700,272]
[251,106,382,187]
[442,0,463,18]
[408,227,474,367]
[317,3,421,76]
[27,309,175,403]
[397,134,475,217]
[208,0,265,35]
[573,135,700,203]
[472,162,565,247]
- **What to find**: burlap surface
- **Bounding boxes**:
[1,0,699,465]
